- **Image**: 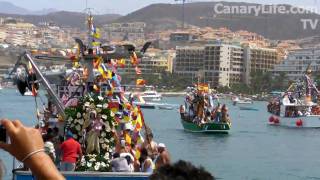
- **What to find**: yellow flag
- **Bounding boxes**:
[125,133,131,145]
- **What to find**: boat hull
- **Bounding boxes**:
[13,171,149,180]
[268,115,320,128]
[180,119,230,134]
[239,106,259,111]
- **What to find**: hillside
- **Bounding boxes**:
[116,2,320,40]
[0,11,122,28]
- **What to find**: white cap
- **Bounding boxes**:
[158,143,166,148]
[120,139,126,147]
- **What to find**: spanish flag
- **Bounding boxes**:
[136,79,146,86]
[117,59,126,68]
[197,83,209,93]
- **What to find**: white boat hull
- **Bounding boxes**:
[268,115,320,128]
[139,95,162,102]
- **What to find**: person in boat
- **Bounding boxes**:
[221,104,230,123]
[140,148,155,173]
[111,152,131,172]
[0,119,64,180]
[214,104,222,122]
[60,131,82,171]
[180,105,186,118]
[155,143,171,169]
[142,132,158,160]
[43,133,56,162]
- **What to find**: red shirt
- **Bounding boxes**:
[60,138,82,163]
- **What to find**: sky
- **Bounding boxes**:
[3,0,320,15]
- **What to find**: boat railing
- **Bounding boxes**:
[13,170,150,179]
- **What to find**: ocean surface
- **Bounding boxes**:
[1,89,320,179]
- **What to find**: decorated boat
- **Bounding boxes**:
[180,84,231,134]
[10,12,158,180]
[180,117,231,134]
[267,66,320,128]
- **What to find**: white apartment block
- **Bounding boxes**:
[272,48,320,81]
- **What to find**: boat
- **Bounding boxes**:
[267,67,320,128]
[14,171,149,180]
[180,83,231,134]
[232,96,253,105]
[239,106,259,111]
[158,104,175,110]
[139,89,162,102]
[180,118,231,134]
[132,95,157,109]
[11,12,157,180]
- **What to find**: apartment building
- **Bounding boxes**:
[103,22,146,42]
[117,50,174,79]
[243,45,278,84]
[174,46,205,79]
[174,43,279,87]
[272,48,320,81]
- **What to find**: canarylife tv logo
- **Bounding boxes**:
[213,3,320,30]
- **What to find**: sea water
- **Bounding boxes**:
[1,89,320,179]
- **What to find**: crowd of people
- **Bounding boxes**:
[27,103,172,174]
[0,119,215,180]
[180,89,230,125]
[267,93,320,117]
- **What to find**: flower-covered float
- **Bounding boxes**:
[12,13,153,180]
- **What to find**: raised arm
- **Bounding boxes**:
[0,119,64,180]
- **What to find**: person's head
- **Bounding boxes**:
[113,152,120,159]
[146,133,153,142]
[140,148,149,161]
[157,143,166,153]
[66,131,73,139]
[53,127,59,135]
[150,160,215,180]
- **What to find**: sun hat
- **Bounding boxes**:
[158,143,166,148]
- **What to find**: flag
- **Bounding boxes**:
[135,66,142,75]
[134,113,143,132]
[93,28,101,39]
[136,79,146,86]
[130,52,138,65]
[117,59,126,68]
[124,133,132,145]
[197,83,209,93]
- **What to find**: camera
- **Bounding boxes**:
[0,125,7,143]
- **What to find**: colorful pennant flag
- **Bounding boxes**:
[136,79,146,86]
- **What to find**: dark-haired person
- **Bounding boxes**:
[150,160,215,180]
[0,119,64,180]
